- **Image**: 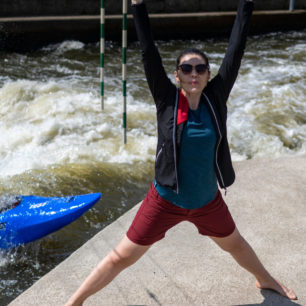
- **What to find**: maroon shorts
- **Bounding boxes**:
[126,183,236,245]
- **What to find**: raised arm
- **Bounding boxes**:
[212,0,254,101]
[131,0,174,109]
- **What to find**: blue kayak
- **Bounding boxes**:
[0,193,101,249]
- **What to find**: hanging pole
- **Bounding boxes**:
[100,0,105,110]
[289,0,295,11]
[122,0,127,144]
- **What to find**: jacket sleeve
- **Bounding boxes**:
[131,2,175,109]
[212,0,254,102]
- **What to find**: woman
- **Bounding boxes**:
[65,0,296,304]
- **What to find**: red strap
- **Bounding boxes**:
[11,200,21,209]
[177,91,189,125]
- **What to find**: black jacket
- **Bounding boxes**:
[131,0,254,192]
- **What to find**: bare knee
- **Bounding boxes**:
[220,236,248,254]
[106,250,138,270]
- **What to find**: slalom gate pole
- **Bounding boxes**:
[289,0,295,11]
[122,0,127,144]
[100,0,105,110]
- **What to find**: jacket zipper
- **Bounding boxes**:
[202,93,226,190]
[173,89,179,193]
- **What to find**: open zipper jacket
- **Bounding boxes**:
[131,0,254,192]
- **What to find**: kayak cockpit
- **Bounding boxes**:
[0,195,21,214]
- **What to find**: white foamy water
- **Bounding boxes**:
[0,79,156,177]
[0,32,305,180]
[228,34,306,160]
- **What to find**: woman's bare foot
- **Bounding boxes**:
[256,277,297,300]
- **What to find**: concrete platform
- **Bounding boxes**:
[10,156,306,305]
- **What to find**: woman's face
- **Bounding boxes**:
[174,54,210,95]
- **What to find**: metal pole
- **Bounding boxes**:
[122,0,127,144]
[289,0,295,11]
[100,0,105,110]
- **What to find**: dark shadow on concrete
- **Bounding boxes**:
[146,288,163,306]
[233,288,301,306]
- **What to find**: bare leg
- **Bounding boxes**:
[65,235,151,306]
[210,228,297,300]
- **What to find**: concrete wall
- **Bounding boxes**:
[1,10,305,52]
[1,0,306,17]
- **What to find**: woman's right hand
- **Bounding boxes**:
[131,0,143,4]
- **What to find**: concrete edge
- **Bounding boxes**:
[0,10,305,22]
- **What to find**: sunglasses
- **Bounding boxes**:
[178,64,209,75]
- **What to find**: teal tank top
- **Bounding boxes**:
[155,101,218,209]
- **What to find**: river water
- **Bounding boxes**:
[0,30,305,304]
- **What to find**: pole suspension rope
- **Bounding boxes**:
[122,0,128,144]
[100,0,105,110]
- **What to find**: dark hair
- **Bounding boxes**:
[176,48,210,71]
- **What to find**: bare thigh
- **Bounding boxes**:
[109,235,152,267]
[209,227,247,253]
